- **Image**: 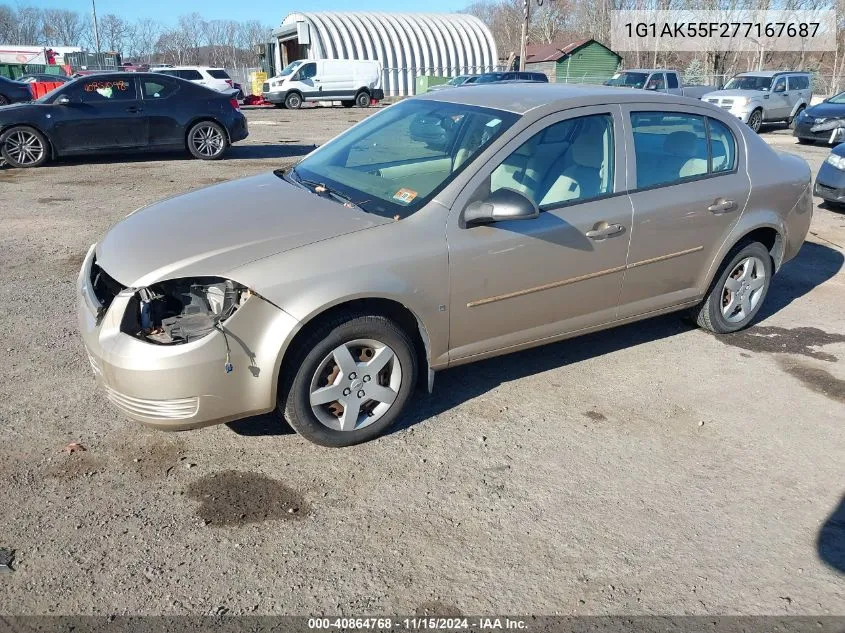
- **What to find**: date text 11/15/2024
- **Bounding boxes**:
[307,617,528,630]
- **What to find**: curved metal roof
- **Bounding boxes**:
[278,12,499,96]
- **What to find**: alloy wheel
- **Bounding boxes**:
[748,110,762,133]
[721,256,767,323]
[190,124,224,158]
[308,338,402,432]
[5,129,44,165]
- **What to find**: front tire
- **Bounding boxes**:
[186,121,228,160]
[0,125,49,168]
[279,314,417,447]
[690,241,772,334]
[284,92,303,109]
[796,137,814,145]
[747,109,763,133]
[355,90,371,108]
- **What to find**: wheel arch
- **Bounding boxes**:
[184,116,230,146]
[273,296,434,408]
[702,223,784,296]
[0,122,57,160]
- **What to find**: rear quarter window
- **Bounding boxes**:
[207,69,230,80]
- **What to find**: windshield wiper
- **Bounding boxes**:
[287,168,366,211]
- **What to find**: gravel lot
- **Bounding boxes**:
[0,106,843,616]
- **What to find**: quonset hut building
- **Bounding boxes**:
[268,12,499,97]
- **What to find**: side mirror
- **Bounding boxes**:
[56,95,71,105]
[464,188,539,226]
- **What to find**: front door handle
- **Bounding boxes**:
[708,199,737,214]
[586,222,624,239]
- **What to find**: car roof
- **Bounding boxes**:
[736,70,808,77]
[416,82,704,114]
[622,68,676,73]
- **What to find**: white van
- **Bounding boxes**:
[262,59,384,109]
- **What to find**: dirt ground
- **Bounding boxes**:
[0,106,843,616]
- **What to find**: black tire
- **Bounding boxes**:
[796,137,814,145]
[186,120,229,160]
[284,91,303,109]
[0,94,9,106]
[341,100,354,108]
[354,90,371,108]
[279,313,418,447]
[0,125,49,168]
[690,241,773,334]
[747,109,763,133]
[789,106,805,129]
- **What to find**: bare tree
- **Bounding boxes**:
[15,5,43,45]
[99,13,128,53]
[42,8,84,46]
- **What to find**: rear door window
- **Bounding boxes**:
[142,77,178,99]
[667,73,679,89]
[631,111,737,188]
[178,69,203,81]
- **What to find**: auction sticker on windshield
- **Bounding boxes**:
[393,188,418,204]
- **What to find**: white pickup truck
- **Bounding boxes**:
[604,69,716,99]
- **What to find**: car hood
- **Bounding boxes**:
[95,172,390,288]
[703,89,765,100]
[804,101,845,120]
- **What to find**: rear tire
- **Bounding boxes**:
[279,313,417,447]
[690,241,773,334]
[186,121,229,160]
[355,90,371,108]
[0,125,49,168]
[284,92,303,109]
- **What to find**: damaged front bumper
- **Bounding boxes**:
[77,245,299,430]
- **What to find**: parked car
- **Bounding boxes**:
[78,84,811,447]
[153,66,235,93]
[0,72,247,168]
[262,59,384,109]
[427,75,478,92]
[792,91,845,144]
[17,73,72,84]
[702,71,812,133]
[0,76,33,105]
[474,71,548,84]
[813,142,845,207]
[605,69,715,99]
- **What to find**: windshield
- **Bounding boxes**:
[828,91,845,104]
[277,61,303,78]
[724,75,772,91]
[606,72,649,88]
[289,100,518,218]
[35,79,74,103]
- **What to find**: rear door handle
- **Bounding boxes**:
[586,223,624,239]
[708,199,737,214]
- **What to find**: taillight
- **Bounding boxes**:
[229,97,240,111]
[225,79,233,87]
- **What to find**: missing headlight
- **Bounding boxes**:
[124,277,250,344]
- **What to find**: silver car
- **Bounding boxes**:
[703,71,812,133]
[78,85,812,447]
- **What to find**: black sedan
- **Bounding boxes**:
[814,143,845,208]
[0,76,34,106]
[794,92,845,144]
[0,72,248,168]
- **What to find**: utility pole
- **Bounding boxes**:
[518,0,529,71]
[92,0,101,53]
[518,0,547,71]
